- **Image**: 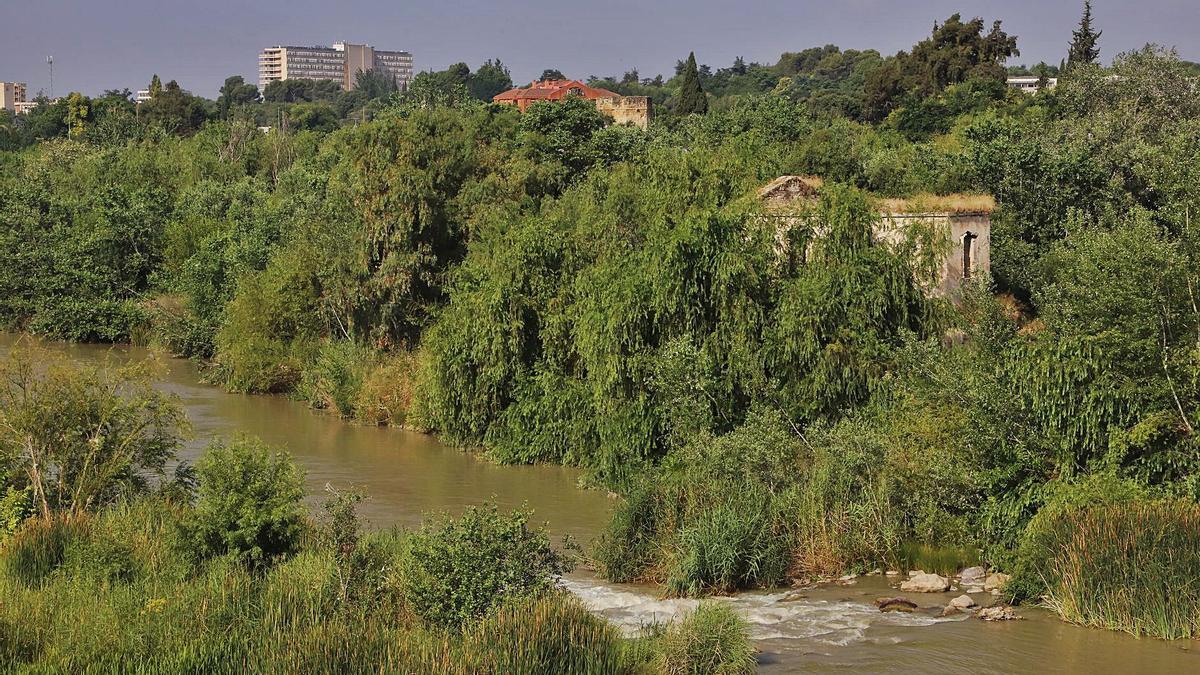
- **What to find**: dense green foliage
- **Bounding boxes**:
[185,437,307,567]
[4,9,1200,642]
[399,504,573,629]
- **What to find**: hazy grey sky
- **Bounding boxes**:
[2,1,1197,98]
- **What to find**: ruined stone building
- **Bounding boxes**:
[492,79,652,129]
[758,176,993,299]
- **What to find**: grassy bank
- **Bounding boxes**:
[0,489,758,674]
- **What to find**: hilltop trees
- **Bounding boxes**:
[864,13,1018,121]
[1066,1,1102,70]
[467,58,514,101]
[217,76,260,117]
[676,52,709,114]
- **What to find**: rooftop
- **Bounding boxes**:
[759,176,995,215]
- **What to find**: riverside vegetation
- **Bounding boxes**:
[0,343,754,673]
[2,6,1200,648]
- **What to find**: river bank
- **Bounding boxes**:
[8,333,1198,673]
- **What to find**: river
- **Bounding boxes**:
[11,335,1199,674]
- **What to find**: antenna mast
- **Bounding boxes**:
[47,56,54,99]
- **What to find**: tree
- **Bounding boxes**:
[539,68,566,81]
[187,437,306,567]
[140,80,208,134]
[63,92,88,138]
[676,52,709,115]
[354,68,399,100]
[1066,1,1102,70]
[148,74,162,98]
[217,75,260,118]
[467,58,513,101]
[0,342,187,518]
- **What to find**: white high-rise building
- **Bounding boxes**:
[258,42,412,91]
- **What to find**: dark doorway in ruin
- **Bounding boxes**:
[962,231,977,281]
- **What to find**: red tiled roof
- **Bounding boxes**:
[493,79,619,104]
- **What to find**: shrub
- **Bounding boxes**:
[463,593,636,675]
[1041,501,1200,640]
[657,602,756,675]
[186,437,307,568]
[0,340,188,517]
[399,503,573,629]
[355,351,419,426]
[298,340,376,418]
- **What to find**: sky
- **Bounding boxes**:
[2,1,1198,98]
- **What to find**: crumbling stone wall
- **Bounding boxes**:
[595,96,652,130]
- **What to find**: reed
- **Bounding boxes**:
[1042,501,1200,640]
[0,498,650,673]
[656,602,756,675]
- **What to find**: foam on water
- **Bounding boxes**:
[562,577,956,648]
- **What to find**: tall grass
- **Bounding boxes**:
[0,498,650,673]
[657,602,756,675]
[1042,501,1200,640]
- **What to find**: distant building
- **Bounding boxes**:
[493,79,653,129]
[258,42,413,92]
[135,89,153,104]
[1006,75,1057,94]
[758,175,993,300]
[1,82,27,112]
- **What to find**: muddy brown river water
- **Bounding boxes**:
[11,335,1199,674]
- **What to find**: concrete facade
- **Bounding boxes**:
[258,42,413,92]
[1,82,27,112]
[758,175,992,299]
[1006,75,1057,94]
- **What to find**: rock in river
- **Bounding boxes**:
[900,573,952,593]
[949,594,977,610]
[959,566,986,585]
[977,605,1020,621]
[875,597,918,613]
[984,573,1011,593]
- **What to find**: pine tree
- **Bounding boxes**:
[148,74,162,98]
[1066,1,1102,70]
[676,52,708,115]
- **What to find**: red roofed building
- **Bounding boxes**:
[493,79,616,111]
[493,79,652,129]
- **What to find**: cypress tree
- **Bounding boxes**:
[676,52,708,115]
[1066,1,1102,70]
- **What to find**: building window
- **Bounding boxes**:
[962,231,977,281]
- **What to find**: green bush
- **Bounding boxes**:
[298,340,376,417]
[1041,500,1200,640]
[186,437,307,568]
[657,602,756,675]
[355,351,419,426]
[399,503,573,629]
[597,411,799,594]
[463,593,638,675]
[0,341,188,516]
